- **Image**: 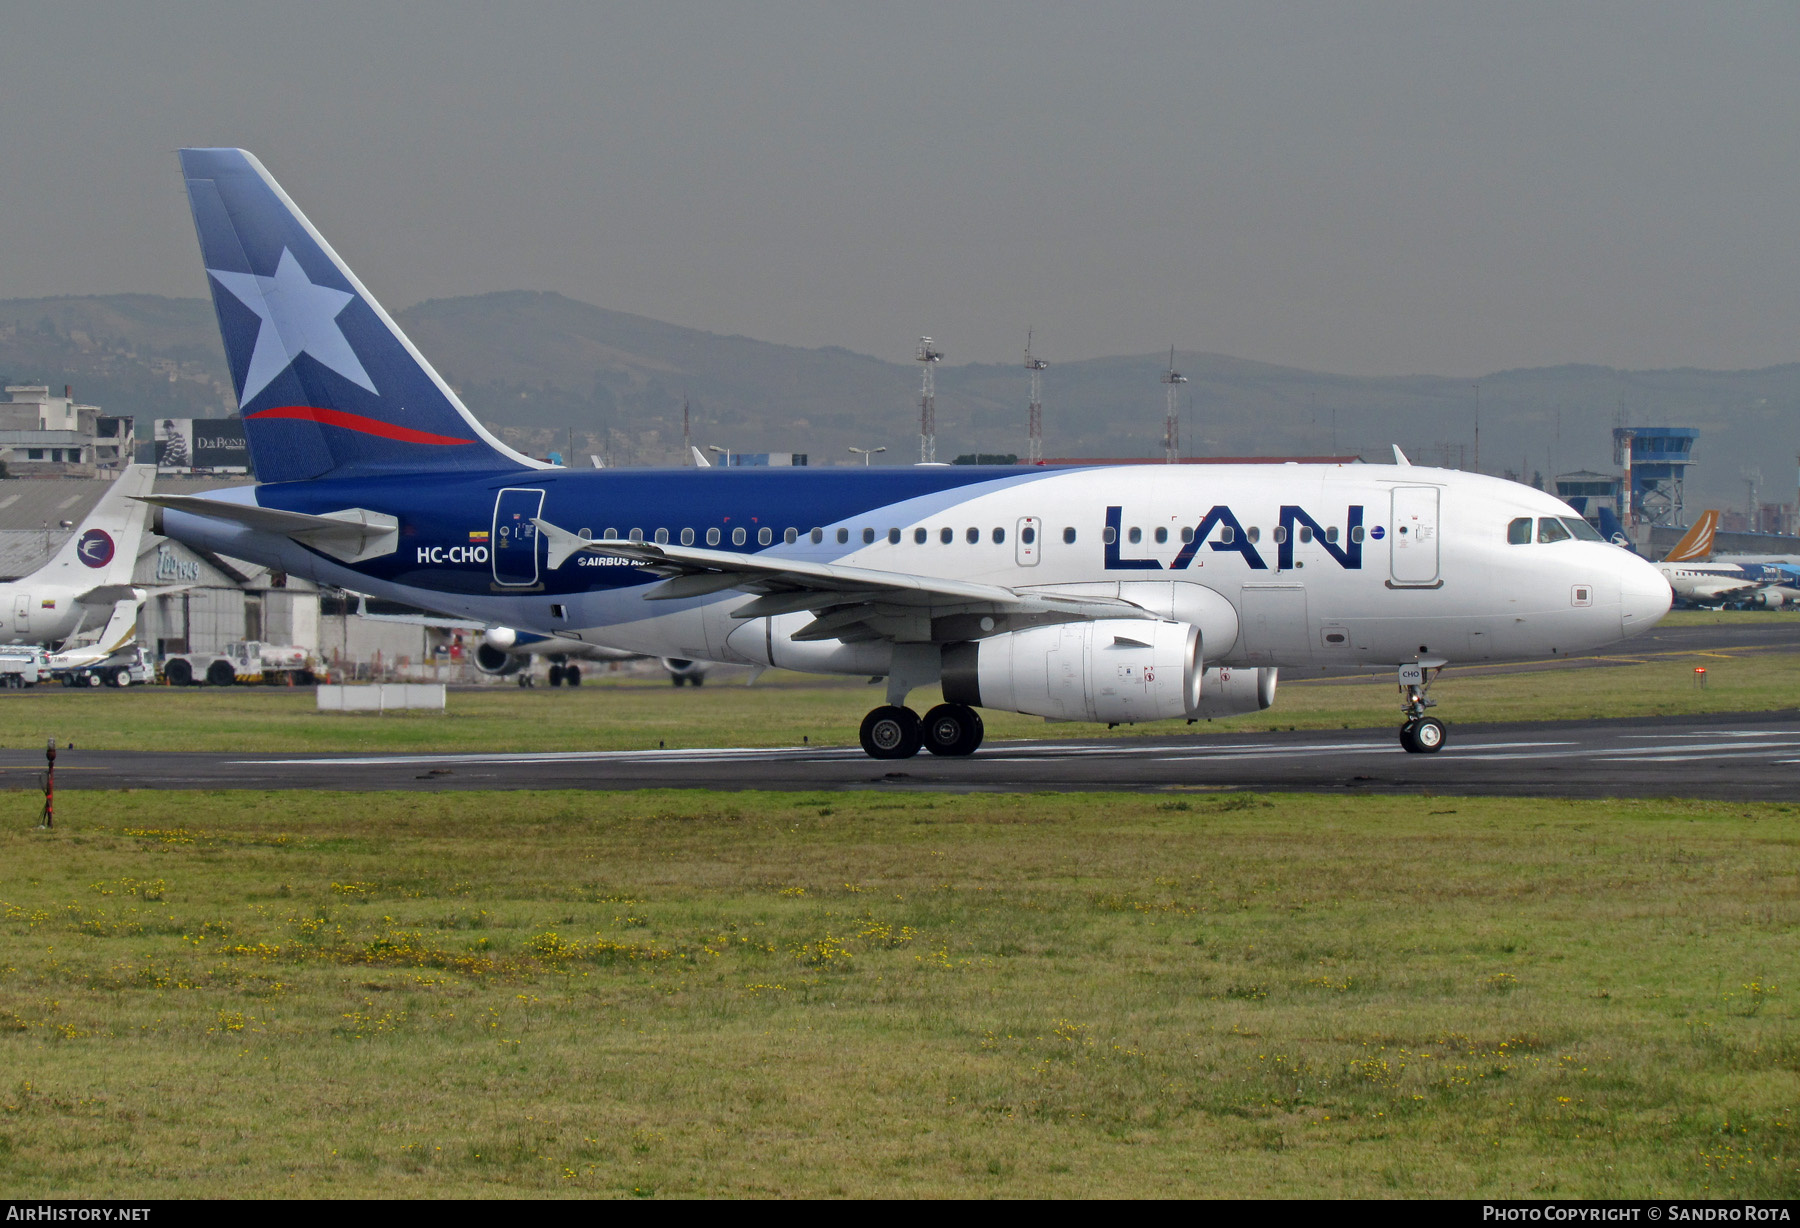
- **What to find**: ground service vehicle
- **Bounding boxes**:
[55,645,152,688]
[0,646,50,688]
[160,641,316,687]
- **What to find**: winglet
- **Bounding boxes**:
[691,447,711,468]
[1662,510,1719,563]
[1392,445,1412,466]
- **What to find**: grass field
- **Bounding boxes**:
[0,790,1793,1198]
[0,639,1796,756]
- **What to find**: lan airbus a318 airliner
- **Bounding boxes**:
[147,149,1672,759]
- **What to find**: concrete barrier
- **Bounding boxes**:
[317,683,446,713]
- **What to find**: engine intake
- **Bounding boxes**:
[474,642,523,676]
[942,619,1201,723]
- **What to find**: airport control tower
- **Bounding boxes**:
[1613,426,1697,527]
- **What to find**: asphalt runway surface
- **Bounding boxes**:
[5,709,1799,799]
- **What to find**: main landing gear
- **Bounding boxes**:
[859,703,984,760]
[1398,660,1448,754]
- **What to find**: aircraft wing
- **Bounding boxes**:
[140,495,399,564]
[74,584,147,606]
[535,517,1153,642]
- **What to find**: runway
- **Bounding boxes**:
[7,709,1799,799]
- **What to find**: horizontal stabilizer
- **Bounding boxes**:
[142,495,398,564]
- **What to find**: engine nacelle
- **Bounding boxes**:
[1188,666,1278,718]
[474,642,524,676]
[942,619,1201,723]
[662,657,709,685]
[1751,588,1790,608]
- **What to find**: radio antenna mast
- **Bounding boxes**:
[1162,346,1186,463]
[916,337,942,464]
[1025,330,1047,465]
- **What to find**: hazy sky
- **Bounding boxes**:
[1,2,1796,376]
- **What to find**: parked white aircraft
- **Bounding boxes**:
[0,464,155,650]
[1654,511,1800,606]
[152,149,1674,758]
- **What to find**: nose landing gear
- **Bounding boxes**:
[1398,660,1449,754]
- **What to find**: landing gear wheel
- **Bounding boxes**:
[564,665,581,686]
[86,672,103,688]
[922,703,984,757]
[1400,716,1448,754]
[859,705,923,760]
[548,664,565,687]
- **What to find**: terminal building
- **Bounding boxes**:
[0,386,136,478]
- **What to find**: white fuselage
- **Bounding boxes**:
[165,463,1671,682]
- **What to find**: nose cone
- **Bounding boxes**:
[1619,555,1672,639]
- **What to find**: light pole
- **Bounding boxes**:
[848,446,886,467]
[706,444,732,468]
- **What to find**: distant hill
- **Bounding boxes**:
[0,290,1794,510]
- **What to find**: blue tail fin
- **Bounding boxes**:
[1595,506,1634,550]
[178,148,542,483]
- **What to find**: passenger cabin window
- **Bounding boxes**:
[759,527,774,546]
[1273,526,1288,544]
[966,527,980,544]
[732,527,747,546]
[1220,526,1235,545]
[1181,527,1194,543]
[992,527,1006,544]
[654,528,669,544]
[1325,526,1339,543]
[1102,526,1117,545]
[1537,518,1572,544]
[1128,527,1142,545]
[784,528,798,544]
[835,528,848,544]
[603,528,618,540]
[940,527,953,544]
[1350,526,1365,543]
[1063,527,1077,544]
[629,528,644,542]
[1299,526,1314,543]
[914,528,927,545]
[1248,526,1260,543]
[706,528,721,546]
[1021,526,1036,544]
[1507,517,1532,545]
[811,527,824,544]
[1154,527,1168,544]
[888,528,901,544]
[863,528,876,544]
[679,528,694,546]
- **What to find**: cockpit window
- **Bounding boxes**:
[1561,517,1605,542]
[1507,517,1532,545]
[1537,518,1572,543]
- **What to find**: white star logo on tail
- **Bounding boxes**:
[207,248,378,405]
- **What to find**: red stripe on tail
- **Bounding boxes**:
[245,405,474,447]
